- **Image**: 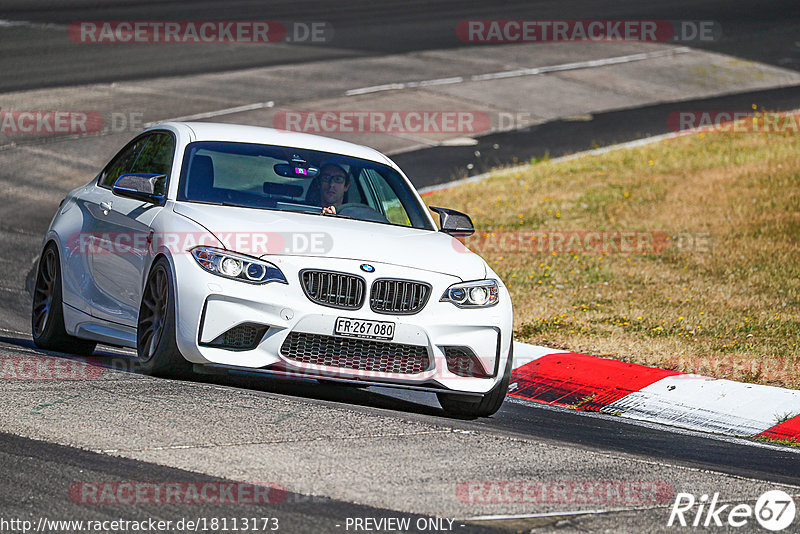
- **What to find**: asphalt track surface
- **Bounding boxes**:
[0,0,798,92]
[0,431,506,533]
[25,336,800,488]
[1,1,800,532]
[1,337,800,532]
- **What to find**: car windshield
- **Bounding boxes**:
[176,141,434,230]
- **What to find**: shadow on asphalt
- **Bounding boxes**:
[6,335,800,487]
[0,335,459,420]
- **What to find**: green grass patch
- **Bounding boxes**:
[426,116,800,388]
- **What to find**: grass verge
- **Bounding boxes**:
[425,114,800,389]
[755,436,800,448]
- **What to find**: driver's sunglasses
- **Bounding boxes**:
[320,175,346,184]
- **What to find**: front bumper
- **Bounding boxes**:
[170,253,513,394]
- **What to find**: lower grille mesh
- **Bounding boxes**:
[280,332,431,374]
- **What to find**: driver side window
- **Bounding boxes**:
[360,168,412,227]
[129,133,175,196]
[98,136,148,189]
[97,132,174,194]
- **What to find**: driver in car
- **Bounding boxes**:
[317,163,350,214]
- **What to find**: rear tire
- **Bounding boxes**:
[437,343,513,417]
[31,243,97,356]
[135,257,190,377]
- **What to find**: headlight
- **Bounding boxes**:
[441,280,499,307]
[191,247,287,284]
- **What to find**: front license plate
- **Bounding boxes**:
[334,317,395,340]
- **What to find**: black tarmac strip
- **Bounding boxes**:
[396,84,800,188]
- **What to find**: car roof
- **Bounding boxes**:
[154,121,395,167]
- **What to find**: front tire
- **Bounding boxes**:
[135,257,190,377]
[31,243,96,356]
[437,344,513,417]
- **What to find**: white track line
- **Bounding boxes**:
[346,76,466,96]
[16,48,688,135]
[468,510,606,521]
[0,326,30,337]
[473,48,689,81]
[0,19,68,31]
[146,101,275,127]
[346,48,690,96]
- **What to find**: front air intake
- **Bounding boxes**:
[205,323,268,351]
[442,346,490,378]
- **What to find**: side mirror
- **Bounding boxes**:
[112,173,166,205]
[430,206,474,237]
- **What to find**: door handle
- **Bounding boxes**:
[100,201,112,213]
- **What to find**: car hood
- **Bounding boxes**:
[172,202,487,280]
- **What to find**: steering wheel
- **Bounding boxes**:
[336,203,389,223]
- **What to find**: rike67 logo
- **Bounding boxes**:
[668,490,796,531]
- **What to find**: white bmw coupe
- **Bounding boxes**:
[32,122,513,416]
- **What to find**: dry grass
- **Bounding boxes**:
[425,115,800,388]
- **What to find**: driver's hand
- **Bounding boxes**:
[322,205,337,215]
